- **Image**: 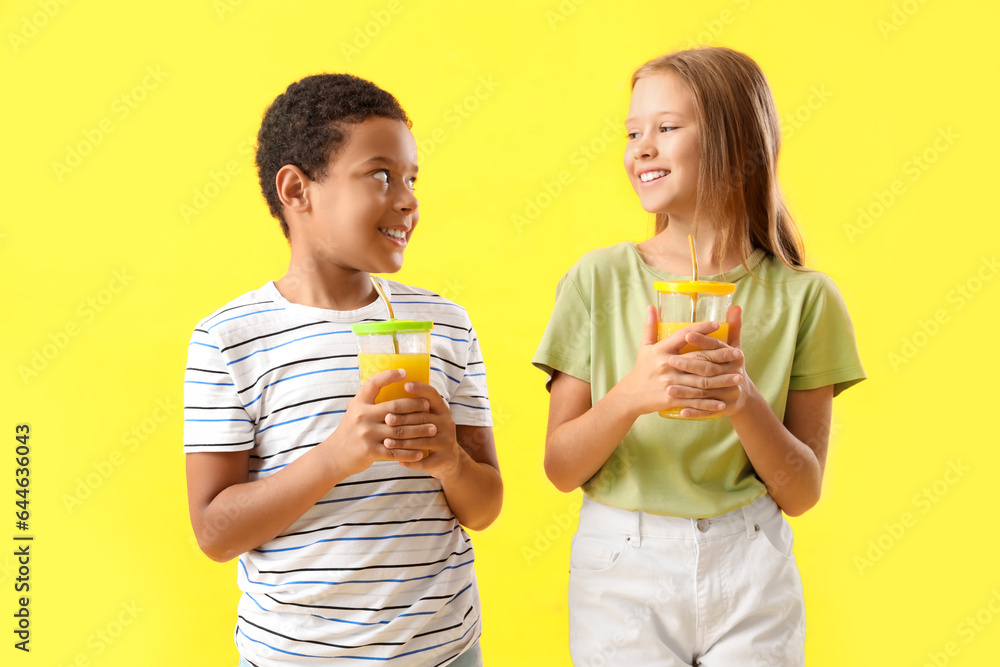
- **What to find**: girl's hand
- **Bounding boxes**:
[381,382,466,480]
[620,306,742,419]
[666,305,749,418]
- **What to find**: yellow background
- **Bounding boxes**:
[3,0,998,664]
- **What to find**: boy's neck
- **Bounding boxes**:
[275,259,379,312]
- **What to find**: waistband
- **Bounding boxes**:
[579,493,779,546]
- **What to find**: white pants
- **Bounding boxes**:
[568,494,805,666]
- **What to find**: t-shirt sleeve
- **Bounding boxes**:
[183,326,256,453]
[447,323,494,428]
[789,275,866,396]
[532,272,592,388]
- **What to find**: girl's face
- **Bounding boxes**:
[624,72,700,220]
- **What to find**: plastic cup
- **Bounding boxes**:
[352,320,433,402]
[653,280,736,420]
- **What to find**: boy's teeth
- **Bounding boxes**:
[379,228,406,240]
[640,170,668,182]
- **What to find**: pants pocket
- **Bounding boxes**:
[569,522,629,575]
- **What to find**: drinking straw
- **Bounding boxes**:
[688,234,699,323]
[369,276,399,353]
[370,276,395,319]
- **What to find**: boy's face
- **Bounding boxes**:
[294,117,419,274]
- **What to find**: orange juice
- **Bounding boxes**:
[357,352,430,403]
[656,322,729,419]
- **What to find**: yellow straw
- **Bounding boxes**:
[370,276,395,319]
[687,234,699,323]
[687,234,699,282]
[370,276,398,352]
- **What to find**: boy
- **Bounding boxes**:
[184,74,501,666]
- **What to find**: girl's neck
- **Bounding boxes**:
[637,222,743,277]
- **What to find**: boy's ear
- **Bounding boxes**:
[275,165,312,214]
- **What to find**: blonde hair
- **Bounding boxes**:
[632,47,804,270]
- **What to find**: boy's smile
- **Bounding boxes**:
[293,116,419,277]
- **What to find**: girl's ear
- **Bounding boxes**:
[275,165,312,214]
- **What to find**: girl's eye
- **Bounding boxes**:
[406,177,417,190]
[374,169,389,184]
[627,131,640,140]
[660,126,677,132]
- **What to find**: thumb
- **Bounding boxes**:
[357,368,405,404]
[727,305,743,349]
[641,305,659,347]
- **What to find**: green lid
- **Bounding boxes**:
[351,319,434,335]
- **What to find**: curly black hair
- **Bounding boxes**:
[255,74,411,239]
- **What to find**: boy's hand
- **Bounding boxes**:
[619,305,740,418]
[319,369,432,479]
[381,382,466,480]
[666,305,749,418]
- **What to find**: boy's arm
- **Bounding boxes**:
[384,383,502,531]
[186,370,429,562]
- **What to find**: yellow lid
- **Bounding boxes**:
[654,280,736,295]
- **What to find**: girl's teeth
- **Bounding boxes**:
[380,228,406,240]
[640,170,668,182]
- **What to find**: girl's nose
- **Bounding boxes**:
[633,134,657,159]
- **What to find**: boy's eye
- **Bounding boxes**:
[406,177,417,190]
[627,131,640,140]
[374,169,389,183]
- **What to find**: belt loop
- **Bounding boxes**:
[630,509,642,547]
[742,503,758,540]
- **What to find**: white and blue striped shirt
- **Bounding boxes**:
[184,278,492,666]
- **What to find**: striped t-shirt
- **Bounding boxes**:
[183,278,493,666]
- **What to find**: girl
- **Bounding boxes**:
[533,47,865,665]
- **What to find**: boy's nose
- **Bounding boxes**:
[395,187,418,213]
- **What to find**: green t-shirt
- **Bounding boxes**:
[532,242,866,518]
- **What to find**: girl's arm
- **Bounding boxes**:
[667,306,832,516]
[727,384,831,517]
[544,310,742,492]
